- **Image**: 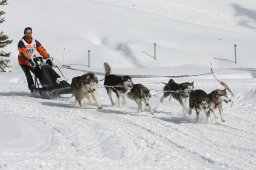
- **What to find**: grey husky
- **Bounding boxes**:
[71,73,102,109]
[160,79,194,113]
[188,89,211,124]
[104,62,134,107]
[127,84,153,114]
[208,89,231,122]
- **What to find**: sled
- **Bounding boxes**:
[31,57,72,99]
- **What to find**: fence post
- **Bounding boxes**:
[234,44,237,64]
[62,48,65,66]
[154,43,157,60]
[88,50,91,67]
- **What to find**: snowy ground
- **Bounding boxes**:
[0,68,256,169]
[1,0,256,169]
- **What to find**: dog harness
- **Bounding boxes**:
[210,101,221,109]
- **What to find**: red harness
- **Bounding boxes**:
[212,102,221,109]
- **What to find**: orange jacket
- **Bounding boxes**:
[18,37,49,66]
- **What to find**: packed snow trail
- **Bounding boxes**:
[0,71,256,169]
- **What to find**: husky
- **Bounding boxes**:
[127,84,153,114]
[71,73,102,109]
[208,89,231,122]
[188,89,211,124]
[160,79,194,113]
[104,62,134,107]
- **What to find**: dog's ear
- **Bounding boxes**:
[147,90,151,97]
[191,81,194,85]
[221,88,227,95]
[168,79,174,84]
[94,74,98,83]
[217,89,226,95]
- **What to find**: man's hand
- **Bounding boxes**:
[27,59,36,68]
[46,57,53,67]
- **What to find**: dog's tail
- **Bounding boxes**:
[104,62,111,76]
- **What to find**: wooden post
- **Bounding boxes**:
[154,43,157,60]
[234,44,237,64]
[88,50,91,67]
[62,48,65,66]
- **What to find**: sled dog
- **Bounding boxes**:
[208,89,231,122]
[71,73,102,109]
[188,89,211,124]
[127,84,153,114]
[160,79,194,113]
[104,62,134,107]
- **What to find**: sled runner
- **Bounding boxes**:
[31,57,71,99]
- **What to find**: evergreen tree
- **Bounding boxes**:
[0,0,12,72]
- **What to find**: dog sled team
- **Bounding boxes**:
[18,27,231,125]
[70,62,231,125]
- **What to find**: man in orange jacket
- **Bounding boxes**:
[18,27,53,92]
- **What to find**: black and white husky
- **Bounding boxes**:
[208,89,231,122]
[160,79,194,113]
[71,73,102,109]
[188,89,211,124]
[127,84,153,114]
[104,62,134,107]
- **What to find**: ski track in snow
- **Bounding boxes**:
[0,72,256,169]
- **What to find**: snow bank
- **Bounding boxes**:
[3,0,256,69]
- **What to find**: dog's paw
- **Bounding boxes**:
[98,106,103,109]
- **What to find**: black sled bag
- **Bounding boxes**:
[35,65,71,94]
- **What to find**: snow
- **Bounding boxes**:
[3,0,256,68]
[1,69,256,169]
[0,113,51,152]
[1,0,256,169]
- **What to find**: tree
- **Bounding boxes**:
[0,0,12,72]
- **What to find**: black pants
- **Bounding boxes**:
[20,64,35,91]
